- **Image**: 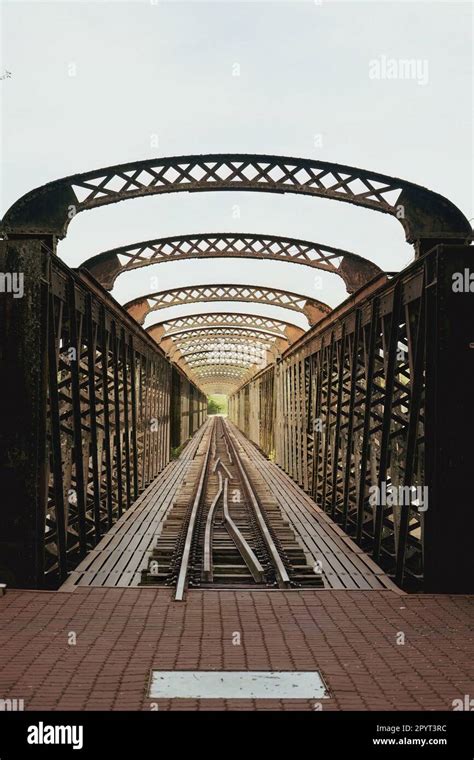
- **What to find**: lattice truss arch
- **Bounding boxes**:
[170,330,277,352]
[200,379,244,388]
[186,352,267,368]
[176,340,273,360]
[81,232,382,294]
[3,154,471,250]
[125,284,331,326]
[194,364,250,376]
[166,331,277,365]
[4,153,469,396]
[148,312,298,339]
[175,331,274,356]
[192,367,252,392]
[146,314,303,383]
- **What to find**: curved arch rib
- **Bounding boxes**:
[200,381,238,387]
[146,312,304,345]
[149,322,293,363]
[148,323,288,345]
[124,284,332,326]
[173,338,281,367]
[171,329,279,348]
[176,338,273,359]
[3,154,470,250]
[173,333,274,356]
[200,383,238,393]
[80,231,382,293]
[194,369,252,390]
[195,366,250,377]
[185,351,267,367]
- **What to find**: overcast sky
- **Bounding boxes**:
[1,0,472,329]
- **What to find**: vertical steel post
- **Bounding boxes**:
[67,278,87,555]
[100,305,114,528]
[86,293,102,541]
[423,245,474,592]
[0,239,50,587]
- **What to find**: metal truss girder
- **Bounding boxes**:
[200,381,238,387]
[125,284,331,326]
[172,329,277,350]
[187,354,263,368]
[162,324,287,341]
[177,338,273,359]
[147,312,300,341]
[0,241,208,588]
[227,250,467,592]
[80,231,382,293]
[194,366,249,377]
[185,344,268,357]
[3,154,471,251]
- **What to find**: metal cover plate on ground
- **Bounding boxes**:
[149,671,329,699]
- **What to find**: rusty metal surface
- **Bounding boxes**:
[124,283,332,326]
[148,312,302,340]
[171,331,276,352]
[2,154,471,249]
[167,335,284,377]
[80,231,382,293]
[194,367,251,382]
[0,243,207,588]
[186,353,265,367]
[176,339,272,360]
[228,245,474,592]
[147,315,304,379]
[2,152,472,594]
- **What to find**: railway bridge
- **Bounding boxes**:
[0,154,473,712]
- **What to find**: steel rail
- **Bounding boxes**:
[211,424,217,460]
[216,459,233,480]
[222,423,290,588]
[174,420,214,601]
[223,433,233,465]
[203,470,223,582]
[204,428,263,583]
[221,477,264,583]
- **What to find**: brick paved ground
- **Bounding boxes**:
[0,587,472,711]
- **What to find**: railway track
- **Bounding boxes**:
[141,417,322,599]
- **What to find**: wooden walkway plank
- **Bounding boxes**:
[229,422,399,592]
[60,422,210,589]
[61,419,399,593]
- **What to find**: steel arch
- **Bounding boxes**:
[80,231,382,293]
[125,284,331,326]
[194,366,250,377]
[147,312,301,340]
[176,337,273,359]
[185,354,267,370]
[171,329,278,348]
[3,154,471,249]
[201,384,238,393]
[186,353,264,367]
[147,326,290,345]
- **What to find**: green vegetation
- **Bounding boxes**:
[207,394,228,415]
[170,442,187,460]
